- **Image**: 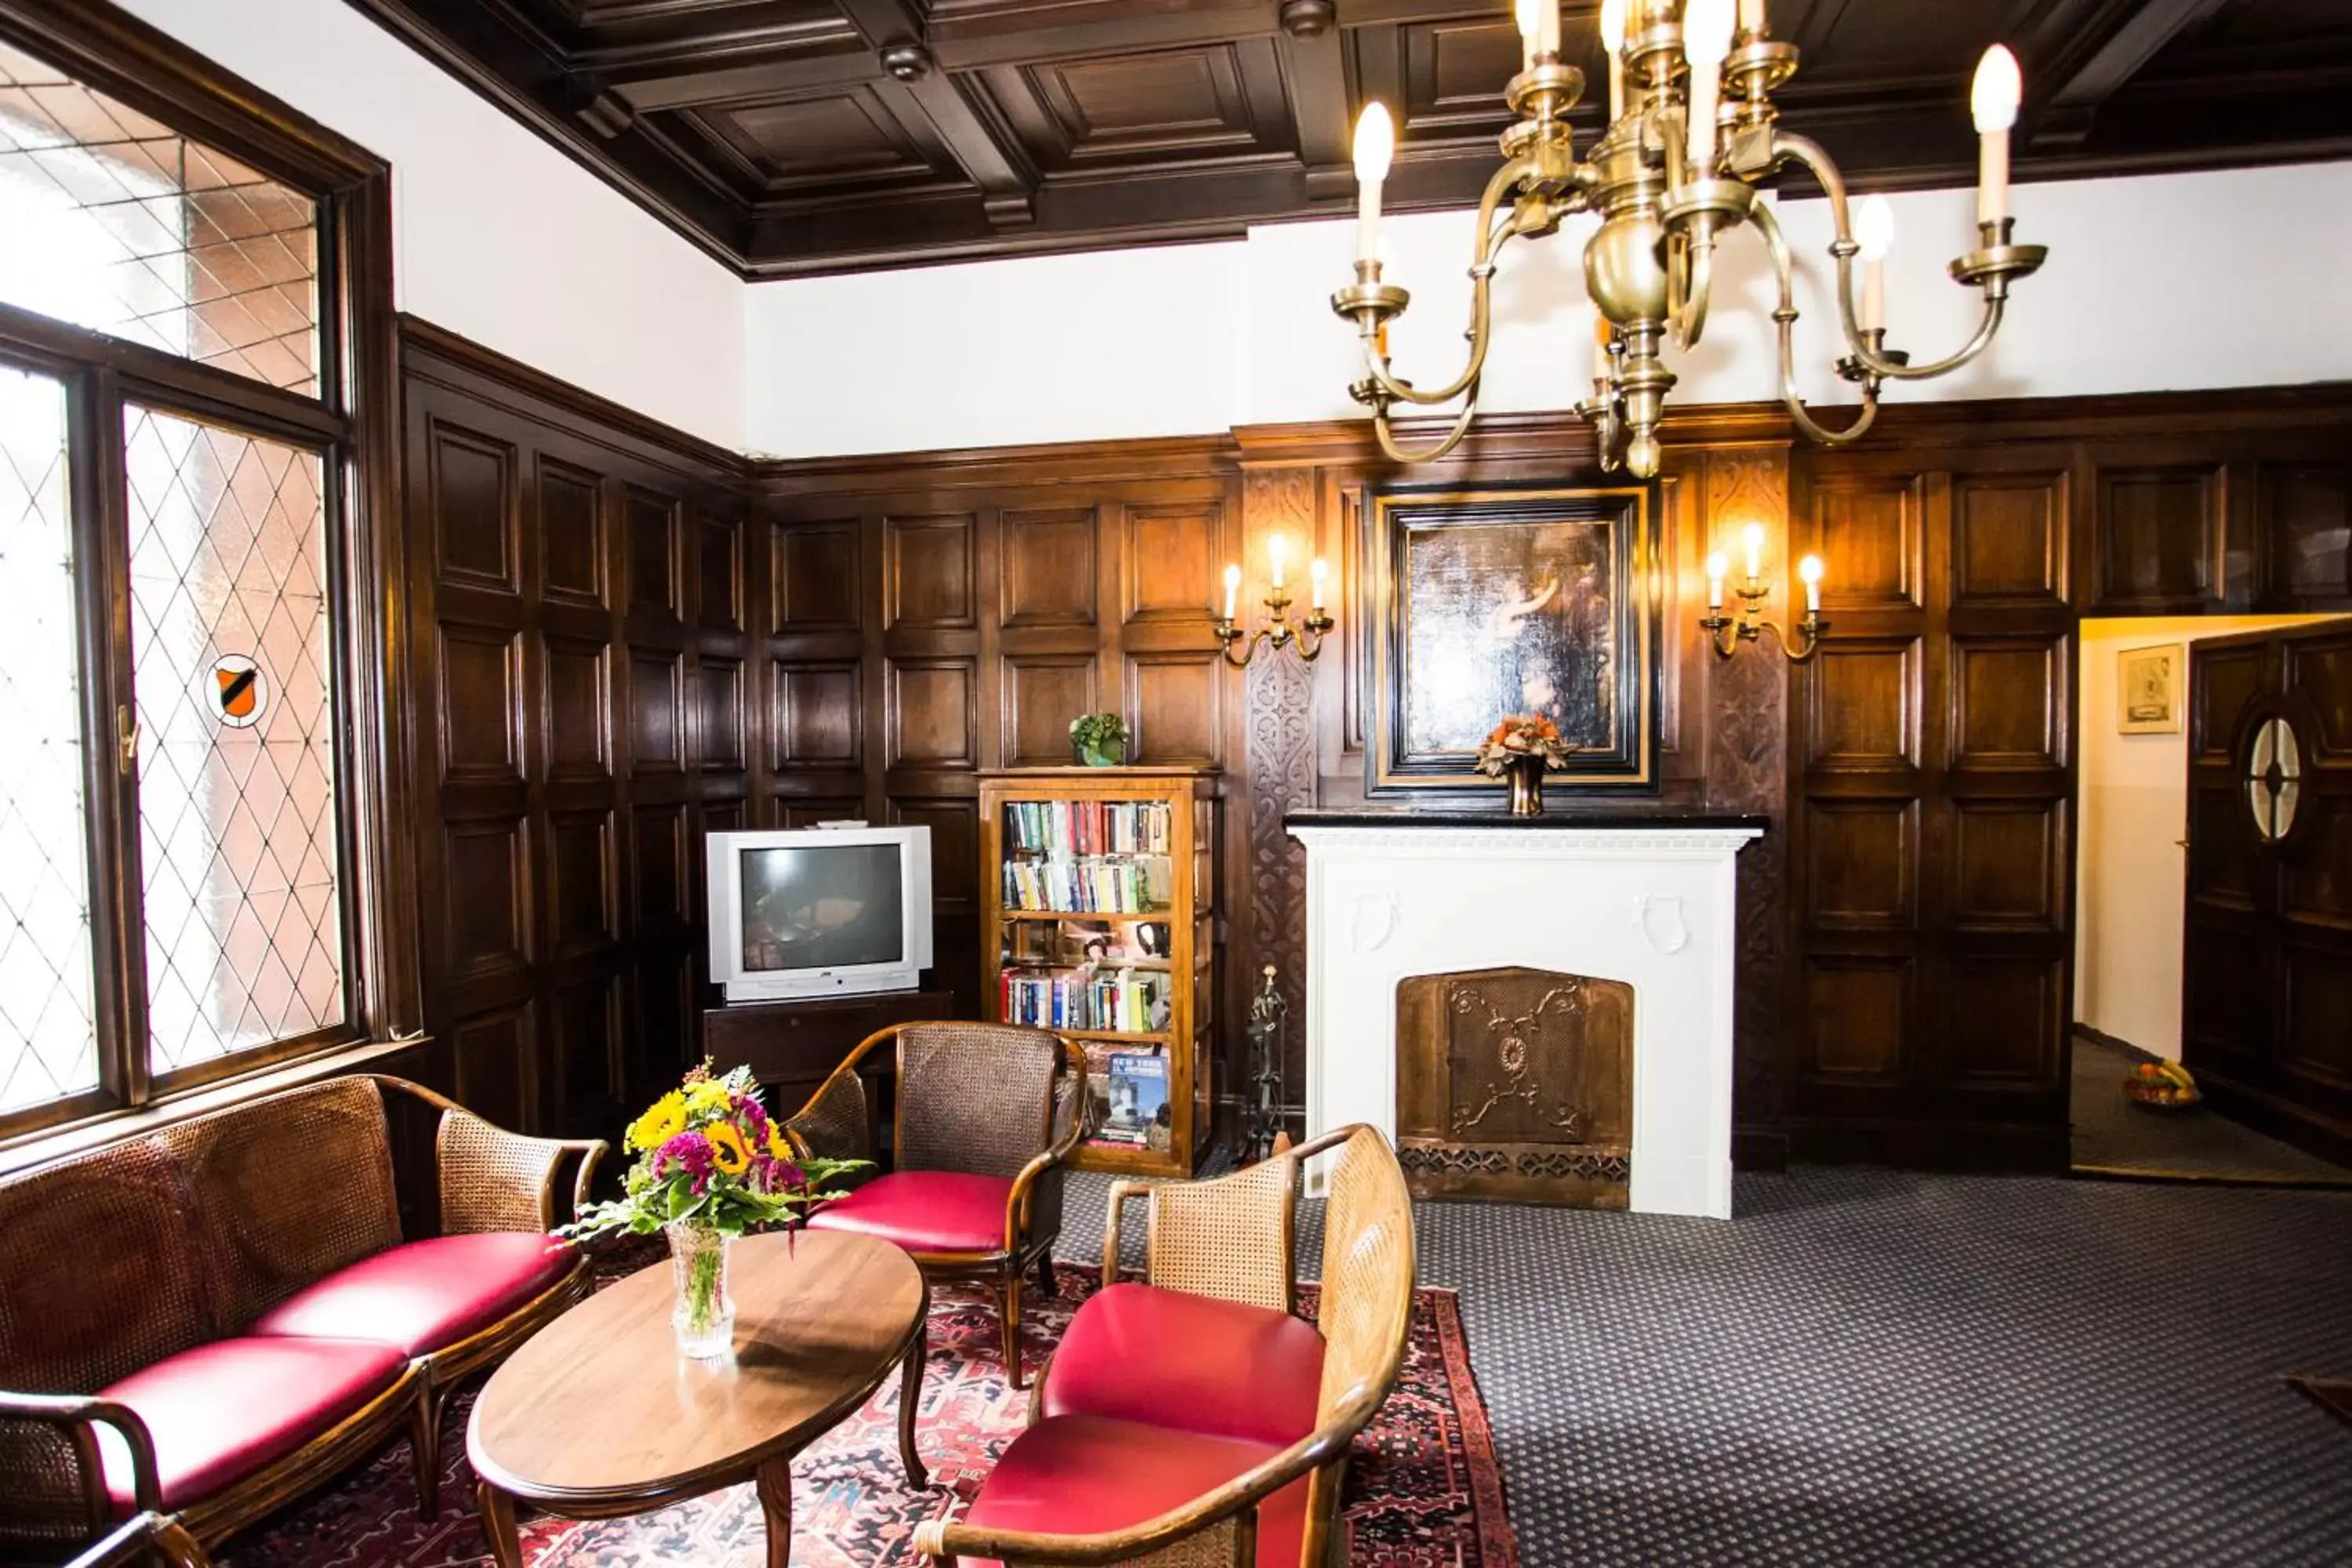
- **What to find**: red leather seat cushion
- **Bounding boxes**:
[248,1232,575,1358]
[804,1171,1011,1254]
[959,1414,1307,1568]
[1040,1283,1325,1446]
[96,1337,408,1511]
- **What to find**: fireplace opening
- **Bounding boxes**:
[1395,966,1633,1207]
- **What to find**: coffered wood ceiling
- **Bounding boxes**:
[344,0,2352,277]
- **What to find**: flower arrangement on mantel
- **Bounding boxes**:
[1474,713,1570,816]
[559,1062,865,1357]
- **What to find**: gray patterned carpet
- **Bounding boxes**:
[1060,1166,2352,1566]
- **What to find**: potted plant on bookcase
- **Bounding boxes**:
[1069,711,1127,767]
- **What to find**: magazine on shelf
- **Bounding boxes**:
[1096,1051,1171,1149]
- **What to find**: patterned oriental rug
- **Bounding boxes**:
[215,1256,1517,1568]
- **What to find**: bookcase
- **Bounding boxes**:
[978,766,1218,1178]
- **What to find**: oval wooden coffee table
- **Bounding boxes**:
[466,1229,929,1568]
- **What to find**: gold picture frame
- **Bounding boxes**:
[1363,485,1657,793]
[2118,643,2183,735]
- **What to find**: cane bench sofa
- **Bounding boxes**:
[913,1123,1416,1567]
[0,1075,604,1566]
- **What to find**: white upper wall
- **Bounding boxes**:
[746,160,2352,459]
[116,0,746,452]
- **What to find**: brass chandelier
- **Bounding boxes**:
[1331,0,2047,475]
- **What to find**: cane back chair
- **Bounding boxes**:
[912,1123,1417,1566]
[790,1022,1086,1388]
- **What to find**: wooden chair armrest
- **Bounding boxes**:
[64,1512,205,1568]
[1100,1178,1154,1290]
[1004,1041,1089,1247]
[782,1025,902,1164]
[368,1076,606,1231]
[910,1397,1381,1566]
[0,1392,162,1523]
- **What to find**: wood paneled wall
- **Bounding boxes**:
[1785,389,2352,1167]
[394,324,2352,1167]
[401,322,748,1137]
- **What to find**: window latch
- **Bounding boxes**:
[117,705,140,775]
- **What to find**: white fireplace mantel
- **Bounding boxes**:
[1287,812,1764,1219]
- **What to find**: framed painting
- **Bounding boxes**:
[1364,486,1657,793]
[2118,643,2183,734]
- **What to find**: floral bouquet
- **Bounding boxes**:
[1474,713,1570,775]
[560,1062,865,1356]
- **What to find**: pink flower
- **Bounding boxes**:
[655,1130,714,1182]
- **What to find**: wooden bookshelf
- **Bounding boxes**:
[978,766,1218,1178]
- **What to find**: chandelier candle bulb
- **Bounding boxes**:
[1799,554,1824,613]
[1706,552,1728,611]
[1738,0,1766,35]
[1537,0,1560,57]
[1222,562,1240,621]
[1592,314,1613,379]
[1683,0,1736,176]
[1854,194,1893,332]
[1515,0,1539,70]
[1351,103,1394,264]
[1599,0,1626,118]
[1743,522,1764,583]
[1971,45,2021,228]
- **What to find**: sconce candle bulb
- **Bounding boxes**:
[1216,545,1334,669]
[1310,557,1328,611]
[1222,562,1240,621]
[1742,522,1764,582]
[1705,551,1728,611]
[1798,553,1824,613]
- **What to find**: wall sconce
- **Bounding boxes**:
[1217,534,1334,667]
[1700,523,1828,662]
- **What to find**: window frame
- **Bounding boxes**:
[0,0,413,1142]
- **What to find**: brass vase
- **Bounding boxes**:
[1506,757,1545,817]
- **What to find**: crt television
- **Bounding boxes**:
[705,826,933,1003]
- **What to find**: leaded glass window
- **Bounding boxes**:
[0,40,321,394]
[0,13,387,1142]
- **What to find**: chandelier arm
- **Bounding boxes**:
[1770,131,2011,383]
[1747,199,1881,448]
[1354,160,1532,409]
[1370,399,1482,465]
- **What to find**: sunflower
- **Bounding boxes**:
[706,1121,752,1177]
[684,1078,735,1117]
[626,1091,687,1152]
[767,1123,794,1161]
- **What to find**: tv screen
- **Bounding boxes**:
[739,843,906,973]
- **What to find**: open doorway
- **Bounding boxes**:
[2071,615,2352,1184]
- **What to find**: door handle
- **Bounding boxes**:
[117,705,140,775]
[2174,837,2190,849]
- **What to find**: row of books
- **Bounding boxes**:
[1002,798,1172,858]
[1001,855,1171,913]
[1000,967,1172,1033]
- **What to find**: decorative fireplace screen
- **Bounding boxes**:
[1395,965,1633,1208]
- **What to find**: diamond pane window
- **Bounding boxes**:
[0,42,320,394]
[0,365,97,1113]
[128,407,342,1073]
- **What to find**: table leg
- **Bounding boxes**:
[756,1456,794,1568]
[474,1479,524,1568]
[898,1308,930,1490]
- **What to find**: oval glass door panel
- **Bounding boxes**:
[2243,715,2303,843]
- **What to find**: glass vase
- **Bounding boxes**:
[665,1221,736,1359]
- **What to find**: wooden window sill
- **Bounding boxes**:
[0,1036,432,1178]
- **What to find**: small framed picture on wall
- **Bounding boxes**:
[2118,643,2183,734]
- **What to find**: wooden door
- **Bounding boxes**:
[2183,619,2352,1165]
[1788,449,2075,1167]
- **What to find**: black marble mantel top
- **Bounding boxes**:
[1283,808,1770,832]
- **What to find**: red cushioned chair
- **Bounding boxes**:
[0,1076,603,1567]
[789,1022,1085,1388]
[913,1124,1415,1568]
